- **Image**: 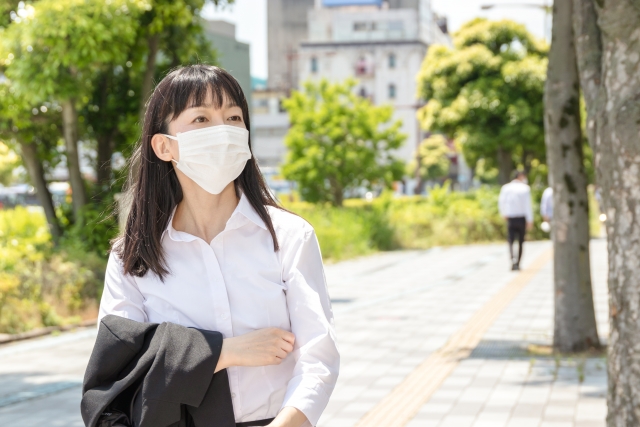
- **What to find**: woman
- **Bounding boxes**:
[99,65,339,427]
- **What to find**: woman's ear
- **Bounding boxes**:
[151,134,174,162]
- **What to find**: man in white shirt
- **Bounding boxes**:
[498,170,534,271]
[540,187,553,221]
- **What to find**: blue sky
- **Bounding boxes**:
[201,0,550,80]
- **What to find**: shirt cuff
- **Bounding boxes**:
[280,377,332,426]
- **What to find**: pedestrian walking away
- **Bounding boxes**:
[498,170,533,271]
[83,65,339,427]
[540,186,553,233]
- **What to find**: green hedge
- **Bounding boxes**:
[0,207,105,334]
[284,185,515,262]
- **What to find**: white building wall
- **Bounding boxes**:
[251,113,289,167]
[298,41,427,162]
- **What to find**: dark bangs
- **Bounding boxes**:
[151,65,247,133]
[116,65,284,280]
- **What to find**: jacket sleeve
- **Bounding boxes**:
[139,323,235,427]
[81,316,157,427]
[279,227,340,427]
[99,251,147,323]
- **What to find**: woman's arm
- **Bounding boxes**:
[268,407,308,427]
[215,327,296,373]
[278,227,340,427]
[98,252,147,323]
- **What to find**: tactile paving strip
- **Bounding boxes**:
[353,248,553,427]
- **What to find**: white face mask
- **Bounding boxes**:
[163,125,251,195]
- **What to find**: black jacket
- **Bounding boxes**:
[81,315,236,427]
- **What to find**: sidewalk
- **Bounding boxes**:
[0,240,608,427]
[319,239,608,427]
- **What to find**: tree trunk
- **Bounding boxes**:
[96,134,113,191]
[329,176,343,207]
[19,141,62,241]
[573,0,602,153]
[546,0,599,353]
[497,146,513,185]
[139,33,160,122]
[574,0,640,424]
[61,98,87,219]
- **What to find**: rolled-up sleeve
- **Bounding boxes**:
[98,251,147,323]
[280,227,340,426]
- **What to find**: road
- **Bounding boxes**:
[0,239,609,427]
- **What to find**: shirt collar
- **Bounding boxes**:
[162,193,267,243]
[234,192,268,231]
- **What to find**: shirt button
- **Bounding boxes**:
[231,393,236,398]
[221,313,228,320]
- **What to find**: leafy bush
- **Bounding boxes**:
[284,197,397,261]
[283,185,510,261]
[0,207,105,334]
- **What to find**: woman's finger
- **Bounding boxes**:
[281,341,294,353]
[281,331,295,345]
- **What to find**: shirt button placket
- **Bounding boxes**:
[207,236,240,411]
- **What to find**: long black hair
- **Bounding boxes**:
[114,65,283,279]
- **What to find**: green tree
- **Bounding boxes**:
[0,82,64,240]
[416,19,548,184]
[1,0,147,219]
[282,79,406,207]
[0,141,20,185]
[135,0,228,121]
[408,134,452,187]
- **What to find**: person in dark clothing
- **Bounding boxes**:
[507,217,527,269]
[498,170,534,271]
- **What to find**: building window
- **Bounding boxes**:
[388,84,396,99]
[359,87,367,98]
[356,57,368,75]
[389,21,404,32]
[311,57,318,73]
[354,22,368,31]
[388,53,396,69]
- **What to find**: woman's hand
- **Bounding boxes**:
[215,328,295,372]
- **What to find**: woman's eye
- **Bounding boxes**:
[193,116,207,123]
[228,115,243,122]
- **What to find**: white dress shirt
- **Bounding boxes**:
[498,180,534,223]
[540,187,553,219]
[99,194,339,426]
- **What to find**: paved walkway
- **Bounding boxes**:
[0,240,608,427]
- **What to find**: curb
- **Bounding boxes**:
[0,319,97,345]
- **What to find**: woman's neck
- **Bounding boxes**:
[172,182,240,244]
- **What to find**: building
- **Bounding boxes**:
[252,0,461,190]
[266,0,316,92]
[298,0,451,163]
[251,89,289,166]
[202,19,252,109]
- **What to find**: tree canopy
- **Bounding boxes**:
[0,0,226,248]
[408,134,452,184]
[282,79,406,206]
[416,18,548,184]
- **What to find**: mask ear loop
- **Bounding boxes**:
[161,134,179,164]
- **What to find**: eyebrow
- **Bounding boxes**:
[186,101,240,110]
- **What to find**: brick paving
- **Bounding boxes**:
[0,239,608,426]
